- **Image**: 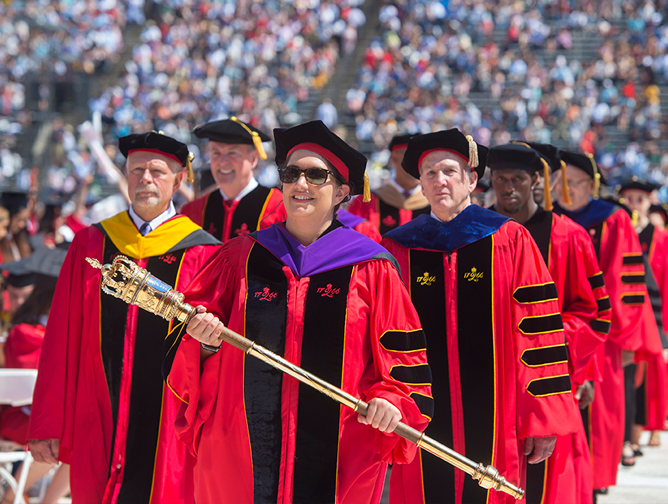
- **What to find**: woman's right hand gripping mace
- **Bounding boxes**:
[86,255,525,500]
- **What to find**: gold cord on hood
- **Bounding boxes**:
[586,153,600,199]
[465,135,479,168]
[560,160,572,205]
[230,116,268,160]
[186,152,195,184]
[540,158,553,211]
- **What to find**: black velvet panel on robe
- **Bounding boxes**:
[244,244,289,503]
[293,265,353,503]
[409,235,495,504]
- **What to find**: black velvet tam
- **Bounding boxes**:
[193,118,271,145]
[402,129,488,180]
[119,132,190,167]
[559,150,607,185]
[488,143,546,174]
[273,120,368,195]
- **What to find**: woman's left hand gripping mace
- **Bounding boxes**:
[86,255,196,323]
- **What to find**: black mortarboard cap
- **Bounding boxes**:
[1,258,34,287]
[1,191,28,217]
[559,151,607,185]
[559,150,606,199]
[0,246,68,290]
[193,117,270,160]
[488,143,546,173]
[119,131,194,183]
[489,143,554,209]
[389,134,414,152]
[619,177,658,194]
[515,142,562,172]
[274,120,370,200]
[402,129,488,180]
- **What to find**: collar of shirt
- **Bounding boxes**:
[128,201,177,235]
[220,177,258,201]
[389,177,420,198]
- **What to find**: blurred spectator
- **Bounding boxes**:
[315,98,339,128]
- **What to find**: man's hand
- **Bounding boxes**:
[29,439,60,464]
[187,305,224,349]
[622,350,635,367]
[575,380,595,410]
[358,398,402,433]
[524,436,556,464]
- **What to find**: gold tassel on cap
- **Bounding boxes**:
[465,135,479,168]
[560,160,572,205]
[185,152,195,184]
[541,158,553,211]
[230,116,268,160]
[586,153,600,199]
[363,172,371,202]
[631,210,639,228]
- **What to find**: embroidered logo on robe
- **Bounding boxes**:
[464,267,483,282]
[255,287,278,301]
[417,271,436,286]
[235,223,250,236]
[316,284,341,298]
[382,215,397,227]
[158,254,177,264]
[208,223,218,235]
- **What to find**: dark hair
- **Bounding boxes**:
[11,285,56,327]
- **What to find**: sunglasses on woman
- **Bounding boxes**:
[278,165,341,186]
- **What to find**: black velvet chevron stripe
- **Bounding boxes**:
[622,294,645,305]
[390,364,432,385]
[621,273,645,285]
[622,254,644,266]
[590,319,611,334]
[596,297,612,312]
[513,283,558,304]
[527,375,572,397]
[409,392,435,420]
[380,330,427,352]
[521,345,568,367]
[588,273,605,289]
[519,314,564,335]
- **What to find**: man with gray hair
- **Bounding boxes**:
[28,132,220,504]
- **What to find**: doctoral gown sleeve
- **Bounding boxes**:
[599,210,647,351]
[165,237,246,454]
[28,227,103,463]
[559,217,610,385]
[354,221,382,243]
[506,224,580,439]
[354,259,432,464]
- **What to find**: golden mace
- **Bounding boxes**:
[86,255,524,500]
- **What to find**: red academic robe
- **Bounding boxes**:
[181,184,286,241]
[347,186,430,235]
[637,223,668,430]
[28,212,220,504]
[554,199,654,489]
[166,223,432,504]
[0,323,45,444]
[382,206,580,504]
[520,209,610,504]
